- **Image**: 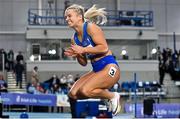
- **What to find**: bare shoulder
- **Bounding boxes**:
[87,23,103,35]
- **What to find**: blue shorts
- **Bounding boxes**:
[91,55,119,72]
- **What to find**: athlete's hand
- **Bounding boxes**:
[71,44,86,54]
[64,47,78,57]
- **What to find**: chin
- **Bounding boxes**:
[68,25,73,28]
[68,24,74,28]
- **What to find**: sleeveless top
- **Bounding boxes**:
[73,22,97,59]
[73,22,119,72]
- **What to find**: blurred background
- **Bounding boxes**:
[0,0,180,118]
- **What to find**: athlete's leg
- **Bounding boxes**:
[78,64,121,115]
[68,71,94,99]
[68,71,94,118]
[79,64,120,99]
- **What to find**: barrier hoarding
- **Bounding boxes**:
[125,103,180,118]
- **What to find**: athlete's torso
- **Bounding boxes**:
[73,22,112,62]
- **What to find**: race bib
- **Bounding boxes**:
[108,66,117,77]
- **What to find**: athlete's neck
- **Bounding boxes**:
[74,22,84,37]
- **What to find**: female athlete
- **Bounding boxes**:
[64,4,121,115]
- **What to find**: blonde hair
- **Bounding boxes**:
[65,4,107,25]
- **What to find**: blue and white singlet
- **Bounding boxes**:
[73,22,119,72]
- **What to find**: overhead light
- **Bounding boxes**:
[48,50,51,54]
[30,55,35,61]
[121,49,127,55]
[48,49,56,55]
[38,55,41,61]
[151,48,157,54]
[51,49,56,54]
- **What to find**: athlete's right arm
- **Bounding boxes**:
[72,39,87,66]
[64,38,87,66]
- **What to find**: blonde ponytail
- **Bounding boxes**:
[84,5,107,25]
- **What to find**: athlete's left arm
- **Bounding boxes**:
[71,23,109,55]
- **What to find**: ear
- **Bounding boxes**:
[78,14,83,20]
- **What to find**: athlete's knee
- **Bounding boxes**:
[80,87,91,98]
[68,90,77,99]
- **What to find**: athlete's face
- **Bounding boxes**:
[65,9,82,28]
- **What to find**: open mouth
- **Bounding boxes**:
[67,21,72,25]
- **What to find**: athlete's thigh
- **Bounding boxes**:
[69,71,94,93]
[82,64,120,90]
